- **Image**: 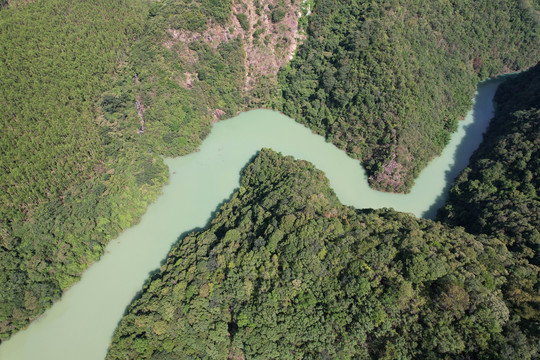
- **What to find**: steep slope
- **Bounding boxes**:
[0,0,168,340]
[0,0,307,341]
[101,0,305,157]
[276,0,540,192]
[2,0,539,346]
[0,0,306,341]
[107,149,535,359]
[439,63,540,330]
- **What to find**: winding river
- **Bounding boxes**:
[0,77,504,359]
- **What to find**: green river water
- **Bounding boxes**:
[0,77,503,359]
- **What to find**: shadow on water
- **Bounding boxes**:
[118,152,261,321]
[118,78,508,323]
[119,193,237,319]
[104,73,516,349]
[422,78,505,219]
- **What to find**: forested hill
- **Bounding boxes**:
[0,0,305,341]
[0,0,170,340]
[275,0,540,192]
[107,149,537,359]
[439,63,540,331]
[1,0,539,346]
[0,0,308,341]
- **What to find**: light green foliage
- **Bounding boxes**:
[276,0,540,192]
[150,0,231,32]
[0,0,169,340]
[0,0,245,341]
[107,149,535,359]
[103,0,245,157]
[298,0,314,32]
[2,0,539,351]
[0,0,248,341]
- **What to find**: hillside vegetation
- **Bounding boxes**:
[276,0,540,192]
[100,0,304,157]
[0,0,170,340]
[0,0,305,341]
[439,63,540,331]
[2,0,539,346]
[107,149,537,359]
[99,0,243,157]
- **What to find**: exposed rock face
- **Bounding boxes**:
[133,73,145,133]
[183,72,196,89]
[213,108,226,122]
[234,0,304,91]
[163,0,305,97]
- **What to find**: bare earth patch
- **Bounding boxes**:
[163,0,305,96]
[369,153,405,192]
[183,72,196,89]
[212,108,226,123]
[236,0,304,91]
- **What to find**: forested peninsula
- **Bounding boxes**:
[108,63,540,358]
[1,0,539,348]
[107,148,538,359]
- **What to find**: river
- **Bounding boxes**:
[0,77,504,360]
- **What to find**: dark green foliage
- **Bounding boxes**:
[235,12,250,31]
[2,0,539,351]
[440,67,540,259]
[439,63,540,329]
[271,7,286,23]
[201,0,233,25]
[252,27,264,40]
[107,149,536,359]
[0,0,169,340]
[275,0,540,192]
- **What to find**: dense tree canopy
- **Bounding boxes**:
[275,0,540,192]
[0,0,305,341]
[0,0,301,340]
[440,64,540,260]
[107,149,537,359]
[0,0,169,340]
[2,0,539,348]
[439,62,540,332]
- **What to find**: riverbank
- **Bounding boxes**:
[0,76,505,360]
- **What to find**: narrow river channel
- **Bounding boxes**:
[0,77,505,360]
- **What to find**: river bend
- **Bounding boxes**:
[0,78,504,360]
